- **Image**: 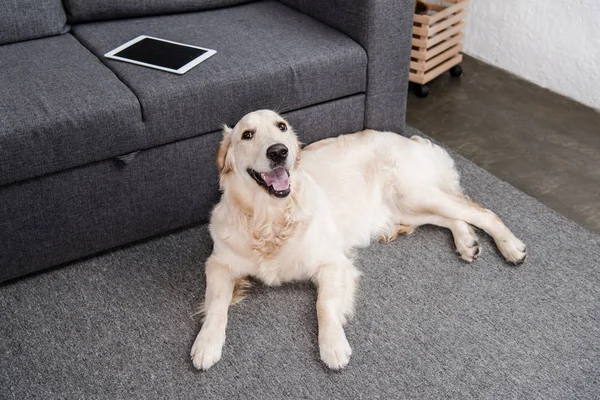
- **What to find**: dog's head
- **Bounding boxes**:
[217,110,301,199]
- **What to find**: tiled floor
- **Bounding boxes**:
[406,55,600,233]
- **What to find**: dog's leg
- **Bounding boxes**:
[339,264,361,327]
[420,192,527,264]
[231,277,252,305]
[403,214,481,262]
[378,224,415,243]
[313,259,354,369]
[191,255,235,370]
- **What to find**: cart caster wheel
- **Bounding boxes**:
[449,64,463,77]
[413,83,429,98]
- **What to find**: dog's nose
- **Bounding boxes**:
[266,143,289,163]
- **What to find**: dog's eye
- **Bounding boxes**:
[278,122,287,132]
[242,130,254,140]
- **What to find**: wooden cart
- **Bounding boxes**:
[410,0,467,97]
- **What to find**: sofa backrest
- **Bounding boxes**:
[63,0,253,23]
[0,0,69,45]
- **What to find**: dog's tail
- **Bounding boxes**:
[410,135,462,194]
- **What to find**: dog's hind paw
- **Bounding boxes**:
[454,227,481,262]
[497,235,527,265]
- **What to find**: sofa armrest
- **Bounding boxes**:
[279,0,414,132]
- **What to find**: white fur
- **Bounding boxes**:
[191,110,526,370]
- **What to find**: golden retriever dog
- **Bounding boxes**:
[191,110,527,370]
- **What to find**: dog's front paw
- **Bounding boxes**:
[191,330,225,370]
[319,327,352,370]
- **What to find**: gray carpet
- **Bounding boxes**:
[2,126,599,399]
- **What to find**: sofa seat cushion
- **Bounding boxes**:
[0,0,69,45]
[71,1,367,146]
[63,0,252,23]
[0,34,145,186]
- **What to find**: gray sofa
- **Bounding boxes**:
[0,0,413,282]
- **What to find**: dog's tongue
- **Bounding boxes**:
[262,167,289,191]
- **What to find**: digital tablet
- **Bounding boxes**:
[104,35,216,74]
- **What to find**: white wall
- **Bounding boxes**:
[462,0,600,110]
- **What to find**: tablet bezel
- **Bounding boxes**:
[104,35,217,75]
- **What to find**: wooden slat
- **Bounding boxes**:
[426,21,465,49]
[424,31,464,60]
[410,59,426,71]
[412,35,428,48]
[411,47,428,60]
[424,43,462,71]
[427,10,467,37]
[413,13,431,24]
[422,54,462,83]
[429,0,467,24]
[412,24,429,36]
[409,72,426,84]
[413,0,467,24]
[428,3,445,11]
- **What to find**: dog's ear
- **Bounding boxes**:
[294,142,302,167]
[290,125,302,167]
[216,124,234,174]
